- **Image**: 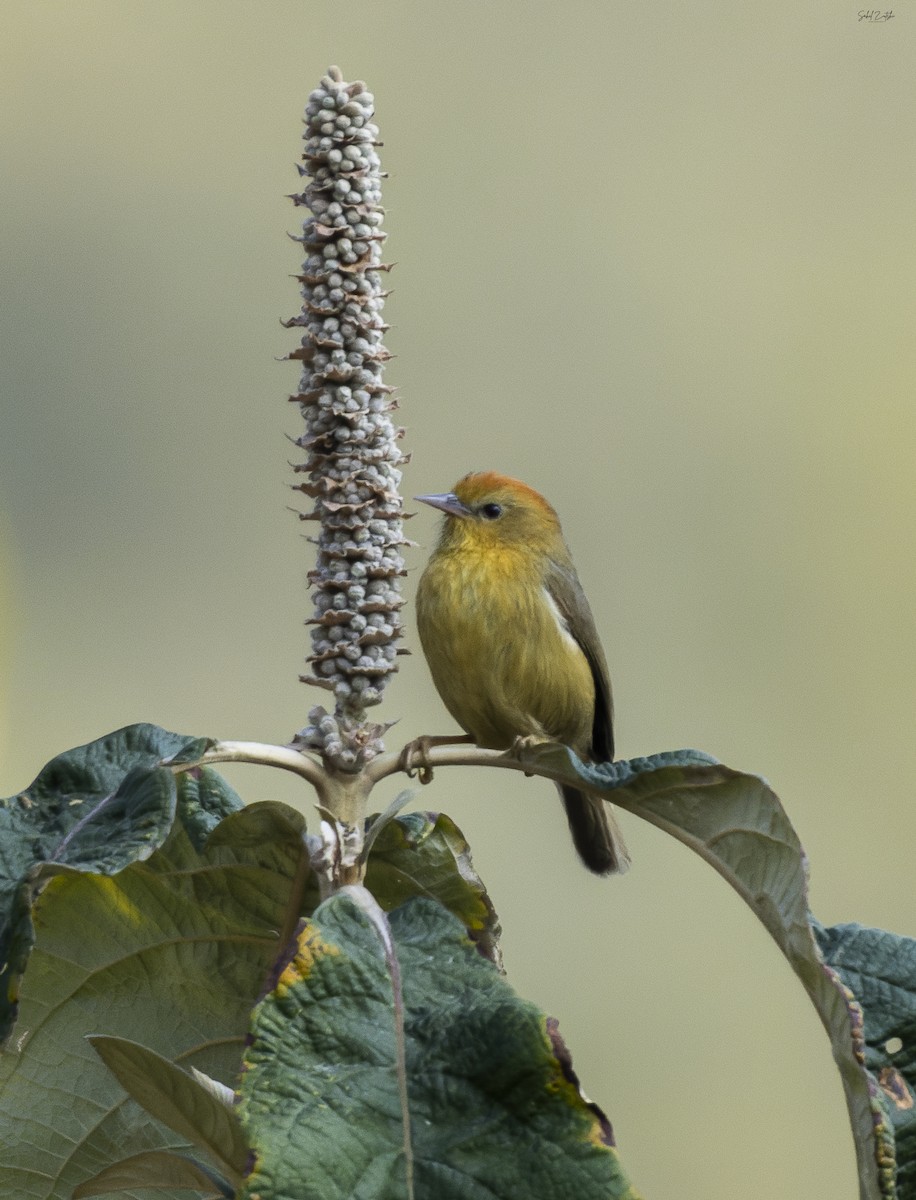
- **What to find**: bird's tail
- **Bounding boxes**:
[559,785,631,876]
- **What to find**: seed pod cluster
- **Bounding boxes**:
[288,66,407,770]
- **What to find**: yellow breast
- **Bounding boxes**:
[416,543,594,753]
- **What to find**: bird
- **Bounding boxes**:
[413,470,629,876]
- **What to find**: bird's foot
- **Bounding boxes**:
[507,734,550,776]
[399,736,437,784]
[398,733,475,784]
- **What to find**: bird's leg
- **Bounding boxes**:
[398,733,474,784]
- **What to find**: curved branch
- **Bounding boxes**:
[366,741,695,824]
[367,742,546,786]
[199,741,329,801]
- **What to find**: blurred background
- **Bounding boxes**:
[2,2,914,1195]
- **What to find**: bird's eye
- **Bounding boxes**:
[479,503,503,520]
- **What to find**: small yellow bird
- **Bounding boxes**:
[415,471,629,875]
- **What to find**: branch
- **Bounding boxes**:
[198,741,329,797]
[367,742,549,786]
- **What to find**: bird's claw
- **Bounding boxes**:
[399,737,436,785]
[508,734,545,776]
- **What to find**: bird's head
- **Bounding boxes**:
[416,471,565,555]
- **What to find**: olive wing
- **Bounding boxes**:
[543,558,615,763]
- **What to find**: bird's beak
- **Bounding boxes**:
[414,492,472,519]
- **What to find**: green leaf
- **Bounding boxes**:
[0,785,307,1200]
[238,890,640,1200]
[72,1150,234,1198]
[0,724,244,1042]
[52,764,178,869]
[206,801,318,948]
[172,760,248,852]
[88,1035,248,1181]
[365,810,502,964]
[522,743,895,1200]
[817,922,916,1197]
[359,788,417,861]
[161,737,219,766]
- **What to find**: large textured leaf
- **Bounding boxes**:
[520,744,895,1200]
[0,736,311,1200]
[0,724,243,1042]
[817,922,916,1198]
[239,890,640,1200]
[365,810,502,964]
